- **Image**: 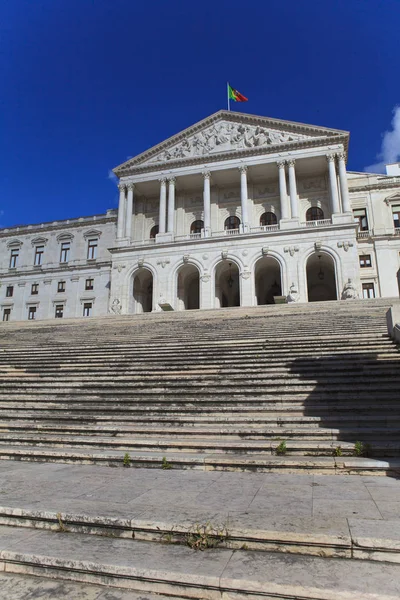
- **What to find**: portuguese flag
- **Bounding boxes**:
[228,84,248,103]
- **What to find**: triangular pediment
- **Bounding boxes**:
[114,110,349,176]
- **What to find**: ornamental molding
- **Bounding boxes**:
[349,178,400,193]
[6,239,23,249]
[240,270,251,280]
[284,245,299,257]
[157,258,170,268]
[0,215,116,239]
[31,236,48,247]
[83,229,103,239]
[56,232,74,242]
[113,110,349,176]
[384,192,400,205]
[337,241,354,252]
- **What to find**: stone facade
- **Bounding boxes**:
[1,110,400,321]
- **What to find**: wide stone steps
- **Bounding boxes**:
[1,525,400,600]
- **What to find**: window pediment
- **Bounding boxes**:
[83,229,102,239]
[56,232,74,242]
[31,236,48,247]
[384,193,400,205]
[7,239,23,249]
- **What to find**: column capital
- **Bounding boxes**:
[238,165,248,174]
[336,152,346,162]
[202,170,211,179]
[118,183,126,192]
[287,159,296,168]
[127,182,135,191]
[168,176,176,184]
[276,160,286,168]
[326,153,336,163]
[158,177,167,185]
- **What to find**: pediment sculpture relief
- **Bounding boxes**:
[149,122,310,164]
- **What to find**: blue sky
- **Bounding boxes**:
[1,0,400,228]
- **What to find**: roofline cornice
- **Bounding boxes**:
[349,177,400,193]
[0,214,117,238]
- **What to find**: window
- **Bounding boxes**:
[224,216,240,230]
[85,278,94,291]
[2,308,11,322]
[9,249,19,269]
[55,305,64,319]
[31,283,39,295]
[359,255,372,268]
[57,281,66,293]
[34,245,44,266]
[306,207,324,222]
[393,205,400,229]
[60,242,70,263]
[190,220,204,234]
[353,208,369,231]
[260,212,278,226]
[87,239,98,260]
[362,283,375,299]
[150,225,159,239]
[28,306,36,320]
[83,302,92,317]
[6,286,13,298]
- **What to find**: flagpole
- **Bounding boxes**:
[227,82,230,111]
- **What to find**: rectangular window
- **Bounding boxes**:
[85,278,94,291]
[87,239,98,260]
[28,306,36,320]
[359,254,372,268]
[34,245,44,266]
[9,249,19,269]
[353,208,369,231]
[31,283,39,295]
[2,308,11,322]
[60,242,70,263]
[55,304,64,319]
[83,302,92,317]
[362,283,375,299]
[6,286,13,298]
[57,281,66,293]
[393,205,400,229]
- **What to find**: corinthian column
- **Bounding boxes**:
[337,152,352,213]
[239,166,249,231]
[287,159,298,219]
[159,178,167,234]
[203,171,211,236]
[327,154,340,214]
[167,177,176,234]
[125,182,134,240]
[277,161,289,220]
[117,184,126,239]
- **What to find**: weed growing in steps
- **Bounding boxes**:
[275,441,287,455]
[123,452,131,467]
[56,513,67,533]
[186,520,230,551]
[354,441,371,457]
[162,456,172,469]
[333,446,342,457]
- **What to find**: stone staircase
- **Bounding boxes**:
[0,298,399,474]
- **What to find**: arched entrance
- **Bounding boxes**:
[132,268,153,313]
[215,261,240,307]
[306,253,337,302]
[177,264,200,310]
[255,257,282,304]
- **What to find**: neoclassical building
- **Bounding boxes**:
[1,110,400,321]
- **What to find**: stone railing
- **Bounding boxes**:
[395,227,400,236]
[357,230,371,239]
[174,233,202,241]
[212,228,240,237]
[302,219,332,228]
[249,224,280,233]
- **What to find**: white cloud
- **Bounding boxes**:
[365,106,400,173]
[107,170,118,185]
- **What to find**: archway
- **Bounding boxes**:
[306,207,324,221]
[132,268,153,313]
[215,261,240,307]
[224,216,240,231]
[177,264,200,310]
[150,225,159,239]
[260,212,277,226]
[306,253,337,302]
[255,256,282,304]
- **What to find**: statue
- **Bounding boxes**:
[341,278,358,300]
[110,298,122,314]
[287,282,300,303]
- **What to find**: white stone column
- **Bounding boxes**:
[159,178,167,234]
[337,152,352,213]
[277,161,289,220]
[203,171,211,236]
[287,160,298,219]
[327,154,340,214]
[239,166,249,232]
[125,182,134,240]
[167,177,176,234]
[117,184,126,239]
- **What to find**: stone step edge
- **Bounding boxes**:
[0,446,399,475]
[1,526,400,600]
